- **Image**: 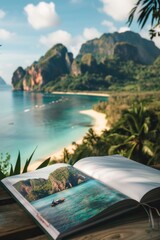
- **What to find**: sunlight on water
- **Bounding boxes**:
[0,90,107,165]
[32,179,127,233]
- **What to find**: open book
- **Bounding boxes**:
[1,155,160,239]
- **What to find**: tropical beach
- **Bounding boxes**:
[0,90,108,170]
[29,109,108,171]
[1,1,160,239]
[52,91,110,97]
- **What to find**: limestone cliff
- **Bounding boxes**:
[11,31,160,91]
[113,42,140,62]
[12,44,73,91]
[77,31,160,64]
[13,166,88,202]
[80,54,98,74]
[12,67,26,90]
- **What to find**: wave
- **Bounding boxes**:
[24,109,30,112]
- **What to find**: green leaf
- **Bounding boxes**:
[9,165,14,176]
[36,157,50,170]
[13,151,21,174]
[0,170,6,180]
[22,146,37,173]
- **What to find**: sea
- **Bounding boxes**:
[0,89,107,166]
[32,179,127,234]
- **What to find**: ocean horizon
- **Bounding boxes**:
[0,89,107,166]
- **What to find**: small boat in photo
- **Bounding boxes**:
[51,197,65,207]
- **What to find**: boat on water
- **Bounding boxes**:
[51,197,65,207]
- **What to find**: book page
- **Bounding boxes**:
[74,155,160,202]
[1,162,130,239]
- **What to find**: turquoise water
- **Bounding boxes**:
[0,89,107,165]
[32,179,127,233]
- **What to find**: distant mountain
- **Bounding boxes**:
[11,31,160,92]
[12,44,73,91]
[0,76,7,86]
[77,31,160,64]
[0,76,11,89]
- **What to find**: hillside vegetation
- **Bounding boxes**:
[13,166,88,202]
[56,91,160,167]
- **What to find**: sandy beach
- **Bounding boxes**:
[29,109,108,171]
[52,91,109,97]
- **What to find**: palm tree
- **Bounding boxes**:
[127,0,160,39]
[108,103,158,165]
[69,128,110,165]
[148,119,160,165]
[83,128,110,156]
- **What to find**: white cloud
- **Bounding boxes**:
[119,26,130,33]
[70,27,101,55]
[83,27,101,40]
[40,30,72,48]
[69,35,85,56]
[100,0,137,21]
[40,27,102,57]
[153,37,160,49]
[40,31,83,56]
[139,27,160,49]
[24,2,60,30]
[0,52,39,84]
[0,9,6,19]
[139,28,150,40]
[0,29,14,40]
[101,20,117,32]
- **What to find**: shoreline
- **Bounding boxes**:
[29,109,109,171]
[52,91,110,97]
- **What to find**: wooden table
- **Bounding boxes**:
[0,184,160,240]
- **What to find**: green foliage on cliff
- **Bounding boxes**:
[58,92,160,167]
[13,166,88,202]
[0,148,50,180]
[78,31,160,64]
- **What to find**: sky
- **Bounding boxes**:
[0,0,160,84]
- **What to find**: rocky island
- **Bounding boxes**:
[13,166,88,202]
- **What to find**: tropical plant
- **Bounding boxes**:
[0,153,11,175]
[0,148,50,180]
[68,128,110,165]
[107,103,158,165]
[127,0,160,39]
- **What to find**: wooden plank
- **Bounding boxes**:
[0,202,160,240]
[26,236,48,240]
[66,209,160,240]
[0,202,44,239]
[0,184,12,200]
[0,184,49,239]
[0,185,160,240]
[0,184,15,206]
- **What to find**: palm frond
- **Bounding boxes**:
[13,151,21,175]
[142,143,154,157]
[138,3,154,28]
[9,165,14,176]
[127,0,143,25]
[36,157,51,170]
[127,6,138,26]
[0,170,6,180]
[127,143,137,159]
[127,0,160,39]
[22,146,38,173]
